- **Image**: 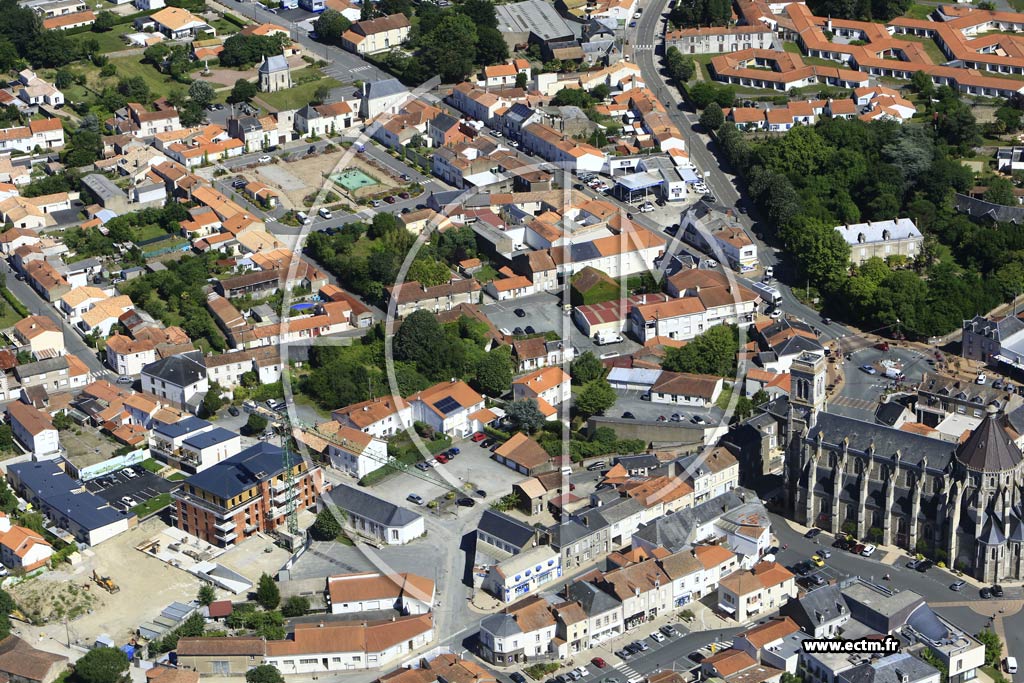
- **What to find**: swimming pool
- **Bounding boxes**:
[291,302,315,311]
[331,169,378,191]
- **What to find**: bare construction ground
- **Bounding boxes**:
[12,518,203,645]
[240,150,402,210]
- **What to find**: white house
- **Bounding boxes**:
[647,371,723,407]
[407,381,486,438]
[7,401,60,460]
[264,615,435,674]
[478,596,560,665]
[834,218,923,265]
[150,417,215,468]
[332,395,413,439]
[333,484,426,545]
[104,334,158,376]
[512,367,571,407]
[482,545,563,603]
[717,561,797,622]
[179,426,242,473]
[680,202,757,273]
[0,512,53,572]
[141,351,209,412]
[326,571,435,615]
[322,424,388,480]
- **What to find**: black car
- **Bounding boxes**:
[514,308,527,318]
[625,643,641,655]
[794,561,812,576]
[482,438,494,448]
[687,652,705,664]
[476,489,487,498]
[574,184,585,190]
[916,560,934,573]
[524,326,535,334]
[456,497,476,507]
[228,406,240,417]
[981,587,993,599]
[231,177,246,188]
[993,584,1005,597]
[511,674,527,683]
[805,528,822,539]
[513,327,524,335]
[586,460,607,471]
[621,411,636,419]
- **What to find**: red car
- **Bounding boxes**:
[471,432,486,442]
[875,342,890,352]
[384,195,397,204]
[435,453,449,464]
[592,657,607,669]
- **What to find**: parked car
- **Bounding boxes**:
[116,376,132,385]
[449,447,460,455]
[916,560,934,572]
[805,528,822,539]
[981,587,993,599]
[435,454,449,464]
[384,195,397,204]
[950,580,966,591]
[456,497,476,507]
[650,631,666,643]
[574,667,589,678]
[228,406,240,417]
[691,415,708,425]
[471,432,486,442]
[406,494,424,505]
[511,674,527,683]
[616,649,632,659]
[257,154,272,163]
[586,461,607,471]
[860,364,877,375]
[818,549,831,558]
[660,625,679,637]
[121,496,135,506]
[906,558,922,570]
[993,584,1005,598]
[123,468,137,479]
[591,657,607,669]
[414,462,430,471]
[861,544,877,557]
[621,411,636,419]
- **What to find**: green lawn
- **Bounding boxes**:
[904,3,935,19]
[715,385,734,410]
[69,24,135,54]
[475,264,499,283]
[132,492,172,518]
[258,75,342,111]
[134,224,170,242]
[108,57,181,100]
[210,18,243,34]
[895,33,948,65]
[782,41,802,54]
[167,472,187,481]
[140,458,163,473]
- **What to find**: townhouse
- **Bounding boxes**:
[341,13,411,55]
[665,25,774,54]
[141,351,209,412]
[0,119,64,154]
[511,337,575,372]
[512,367,571,407]
[7,400,60,460]
[482,544,563,603]
[332,395,412,439]
[294,101,357,137]
[478,595,560,664]
[834,218,923,265]
[204,346,282,390]
[520,122,606,172]
[385,278,482,318]
[13,315,64,359]
[310,421,388,480]
[718,560,797,622]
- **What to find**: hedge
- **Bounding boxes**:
[0,288,29,318]
[221,13,248,28]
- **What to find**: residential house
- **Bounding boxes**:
[141,351,209,412]
[0,513,53,572]
[493,433,552,476]
[834,218,923,265]
[7,401,60,460]
[512,367,571,407]
[407,381,486,438]
[326,571,435,615]
[13,315,64,359]
[331,484,426,545]
[341,14,411,55]
[478,595,560,664]
[332,395,412,439]
[718,561,797,622]
[511,337,575,372]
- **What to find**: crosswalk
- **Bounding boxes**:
[632,44,656,51]
[614,661,642,682]
[829,394,877,412]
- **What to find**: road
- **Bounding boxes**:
[2,265,108,376]
[217,0,392,85]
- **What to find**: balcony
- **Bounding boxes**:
[270,478,296,494]
[273,488,299,506]
[216,529,237,543]
[214,519,235,532]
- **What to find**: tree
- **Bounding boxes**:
[976,629,1003,667]
[72,647,129,683]
[984,176,1017,206]
[474,348,513,396]
[229,79,257,104]
[570,352,604,385]
[117,77,150,104]
[310,507,343,541]
[313,9,352,46]
[93,10,117,32]
[197,584,216,607]
[687,81,718,109]
[393,309,455,380]
[551,87,593,108]
[313,83,333,105]
[662,325,737,376]
[246,665,285,683]
[699,103,724,131]
[505,399,546,434]
[281,595,310,617]
[575,379,617,418]
[458,0,498,27]
[246,412,268,435]
[475,25,509,66]
[515,71,528,89]
[421,14,478,83]
[256,573,280,610]
[188,80,216,108]
[201,382,227,418]
[0,425,14,453]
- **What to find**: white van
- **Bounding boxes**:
[560,466,573,477]
[296,211,310,225]
[1005,657,1017,675]
[318,207,332,219]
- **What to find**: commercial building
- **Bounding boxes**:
[330,484,425,545]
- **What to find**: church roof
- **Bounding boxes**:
[955,405,1023,473]
[260,55,289,73]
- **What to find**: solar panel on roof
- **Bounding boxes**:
[433,396,461,415]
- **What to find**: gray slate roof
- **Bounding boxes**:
[955,406,1023,472]
[839,653,938,683]
[478,509,536,550]
[806,412,954,471]
[142,351,206,387]
[333,483,423,528]
[259,55,289,73]
[567,579,620,616]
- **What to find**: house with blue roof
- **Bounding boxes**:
[150,417,215,470]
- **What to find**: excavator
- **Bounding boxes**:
[91,570,119,594]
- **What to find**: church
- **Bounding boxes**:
[259,54,291,93]
[741,351,1024,582]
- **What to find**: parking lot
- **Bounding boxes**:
[85,465,176,512]
[612,387,726,426]
[483,292,641,360]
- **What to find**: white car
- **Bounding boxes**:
[650,632,666,643]
[318,207,332,219]
[770,308,783,319]
[639,203,654,213]
[574,667,590,678]
[977,373,988,385]
[123,468,137,479]
[861,544,877,557]
[257,154,272,163]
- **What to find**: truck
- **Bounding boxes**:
[881,360,905,381]
[594,330,624,346]
[751,281,782,306]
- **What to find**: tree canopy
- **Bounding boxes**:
[72,647,128,683]
[662,325,738,376]
[575,379,617,418]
